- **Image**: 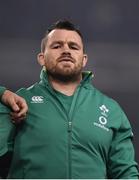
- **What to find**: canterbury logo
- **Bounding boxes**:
[31,96,44,103]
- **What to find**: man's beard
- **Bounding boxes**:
[47,64,83,83]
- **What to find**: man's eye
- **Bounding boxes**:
[70,46,79,50]
[52,45,61,49]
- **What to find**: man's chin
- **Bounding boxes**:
[57,66,73,72]
[47,71,80,83]
[55,67,74,75]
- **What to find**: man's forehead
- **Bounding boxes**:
[47,29,82,43]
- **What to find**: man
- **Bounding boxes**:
[0,20,138,179]
[0,86,28,121]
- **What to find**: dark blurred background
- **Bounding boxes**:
[0,0,139,168]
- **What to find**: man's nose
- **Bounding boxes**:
[62,44,70,53]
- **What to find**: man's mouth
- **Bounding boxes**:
[58,57,74,63]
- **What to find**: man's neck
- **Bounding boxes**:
[48,75,82,96]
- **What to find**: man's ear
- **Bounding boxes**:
[82,54,88,67]
[37,53,45,66]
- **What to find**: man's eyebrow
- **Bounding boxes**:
[50,40,81,49]
[50,41,63,45]
[69,41,81,46]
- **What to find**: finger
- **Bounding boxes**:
[10,102,20,112]
[14,108,28,119]
[11,113,26,124]
[16,98,28,115]
[12,116,26,121]
[11,112,26,119]
[17,105,28,117]
[11,117,25,124]
[1,90,20,111]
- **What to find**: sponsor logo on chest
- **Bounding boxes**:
[94,104,110,131]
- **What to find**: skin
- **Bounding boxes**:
[38,29,88,96]
[1,90,28,122]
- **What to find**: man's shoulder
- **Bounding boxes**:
[16,82,38,93]
[90,85,123,112]
[16,82,42,100]
[90,86,130,128]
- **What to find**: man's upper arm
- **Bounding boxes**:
[0,86,6,98]
[0,104,15,156]
[107,109,139,178]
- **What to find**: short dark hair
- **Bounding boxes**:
[41,20,83,53]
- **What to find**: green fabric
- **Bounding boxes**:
[0,104,14,156]
[0,70,138,179]
[54,90,74,113]
[0,86,6,98]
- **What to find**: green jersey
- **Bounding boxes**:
[0,70,138,178]
[0,86,6,98]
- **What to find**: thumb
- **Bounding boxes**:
[10,102,20,112]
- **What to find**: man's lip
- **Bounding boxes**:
[58,57,74,63]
